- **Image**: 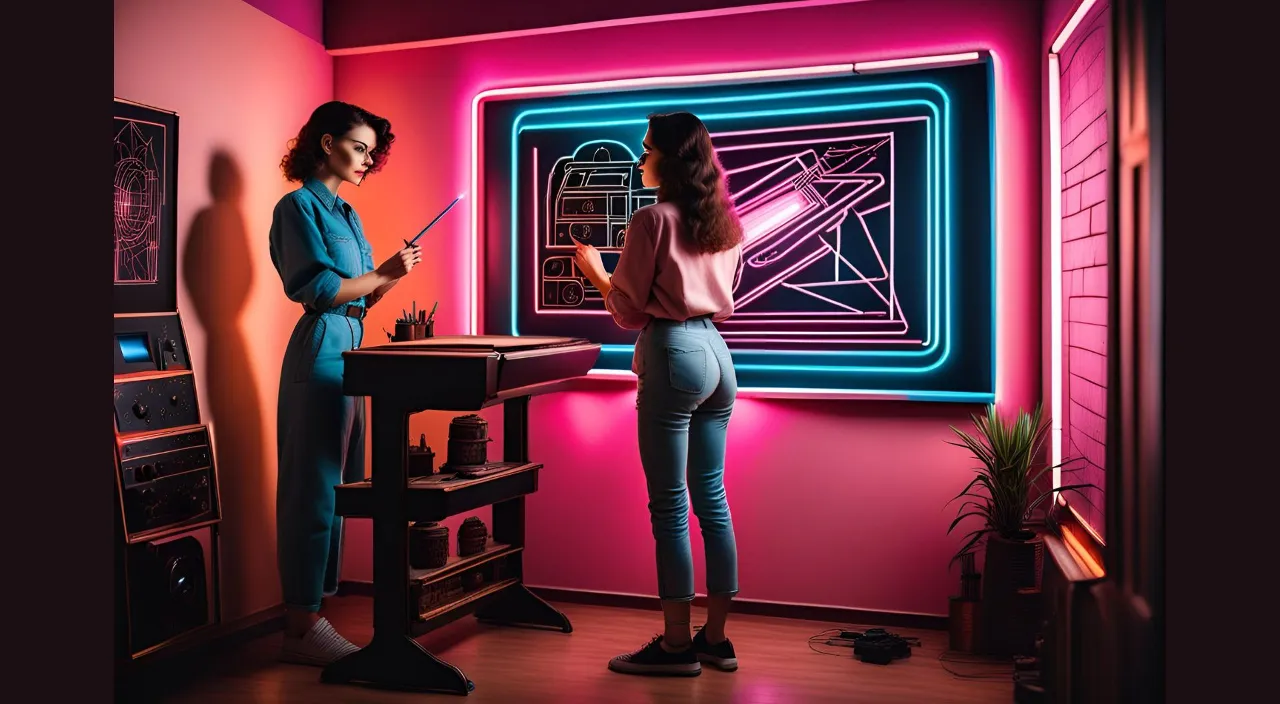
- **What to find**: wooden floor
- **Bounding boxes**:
[130,596,1013,703]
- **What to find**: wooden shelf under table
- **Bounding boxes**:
[334,462,541,522]
[404,540,523,634]
[411,579,521,637]
[410,540,520,586]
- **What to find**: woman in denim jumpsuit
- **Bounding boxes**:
[269,101,420,666]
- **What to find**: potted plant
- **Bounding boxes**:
[945,403,1094,655]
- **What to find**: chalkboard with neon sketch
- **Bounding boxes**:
[475,58,995,402]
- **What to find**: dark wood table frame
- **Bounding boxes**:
[321,380,577,695]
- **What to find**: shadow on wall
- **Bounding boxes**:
[183,150,270,617]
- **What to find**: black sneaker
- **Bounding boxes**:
[692,628,739,671]
[608,635,701,676]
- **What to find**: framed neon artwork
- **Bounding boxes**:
[474,58,995,401]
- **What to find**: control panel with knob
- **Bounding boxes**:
[115,425,220,541]
[114,373,200,435]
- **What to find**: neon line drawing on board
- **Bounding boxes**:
[529,120,928,352]
[113,118,165,285]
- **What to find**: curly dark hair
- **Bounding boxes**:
[646,111,743,254]
[280,101,395,182]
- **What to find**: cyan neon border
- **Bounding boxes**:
[505,81,952,374]
[987,60,999,405]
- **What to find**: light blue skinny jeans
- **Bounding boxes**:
[635,315,739,602]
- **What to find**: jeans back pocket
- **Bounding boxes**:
[666,344,707,395]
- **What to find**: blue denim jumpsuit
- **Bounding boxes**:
[269,177,373,612]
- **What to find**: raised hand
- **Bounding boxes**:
[377,244,421,280]
[574,241,606,282]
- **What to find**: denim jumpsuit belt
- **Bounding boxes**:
[635,315,740,603]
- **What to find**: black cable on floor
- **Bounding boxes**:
[937,650,1015,680]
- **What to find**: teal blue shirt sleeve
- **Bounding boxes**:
[270,194,343,310]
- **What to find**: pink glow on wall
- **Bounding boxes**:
[334,0,1043,616]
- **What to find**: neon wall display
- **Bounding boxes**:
[475,59,995,401]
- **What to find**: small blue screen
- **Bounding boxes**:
[118,333,152,364]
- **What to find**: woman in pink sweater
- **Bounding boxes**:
[574,111,745,677]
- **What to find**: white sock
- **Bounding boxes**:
[279,617,360,666]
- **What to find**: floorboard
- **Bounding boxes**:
[128,595,1014,703]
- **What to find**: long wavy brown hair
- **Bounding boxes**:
[646,112,743,254]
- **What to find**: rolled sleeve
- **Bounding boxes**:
[270,195,342,310]
[605,209,658,329]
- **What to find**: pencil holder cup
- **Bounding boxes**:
[415,320,434,339]
[394,321,416,342]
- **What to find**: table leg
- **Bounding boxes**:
[474,396,573,633]
[322,398,474,694]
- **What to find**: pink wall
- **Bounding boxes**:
[1057,0,1110,538]
[115,0,333,622]
[333,0,1044,617]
